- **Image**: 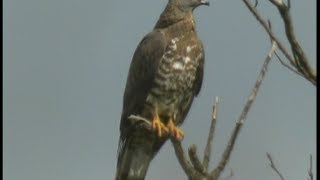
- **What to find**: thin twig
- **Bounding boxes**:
[203,97,219,172]
[308,154,313,180]
[265,21,301,76]
[240,41,276,124]
[274,51,303,76]
[266,153,285,180]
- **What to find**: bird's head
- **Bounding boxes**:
[154,0,209,28]
[169,0,210,12]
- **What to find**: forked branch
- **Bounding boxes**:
[242,0,316,85]
[266,153,285,180]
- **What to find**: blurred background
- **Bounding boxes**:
[3,0,316,179]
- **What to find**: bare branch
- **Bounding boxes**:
[171,139,204,179]
[265,11,312,83]
[308,154,313,180]
[269,0,316,85]
[203,97,219,172]
[171,97,221,179]
[241,41,276,124]
[210,120,241,179]
[242,0,296,68]
[243,0,316,86]
[274,51,304,77]
[188,145,206,174]
[265,20,303,77]
[266,153,285,180]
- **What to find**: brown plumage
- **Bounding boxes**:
[116,0,208,179]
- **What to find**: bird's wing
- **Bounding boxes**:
[116,30,168,179]
[193,41,205,96]
[119,29,168,143]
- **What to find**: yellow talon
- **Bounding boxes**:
[151,114,168,137]
[167,119,184,140]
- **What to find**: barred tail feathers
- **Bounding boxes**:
[116,130,166,180]
[116,140,152,180]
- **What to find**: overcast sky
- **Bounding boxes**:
[4,0,316,180]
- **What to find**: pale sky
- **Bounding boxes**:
[3,0,316,180]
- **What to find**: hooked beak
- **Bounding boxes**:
[200,0,210,6]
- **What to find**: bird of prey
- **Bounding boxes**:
[116,0,208,179]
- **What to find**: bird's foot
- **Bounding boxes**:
[167,119,184,141]
[152,115,168,137]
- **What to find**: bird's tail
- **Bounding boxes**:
[115,129,166,180]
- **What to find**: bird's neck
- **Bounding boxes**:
[154,4,195,31]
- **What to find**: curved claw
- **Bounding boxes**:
[152,116,168,137]
[167,119,184,141]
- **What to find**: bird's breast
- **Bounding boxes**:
[156,36,202,90]
[148,35,202,105]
